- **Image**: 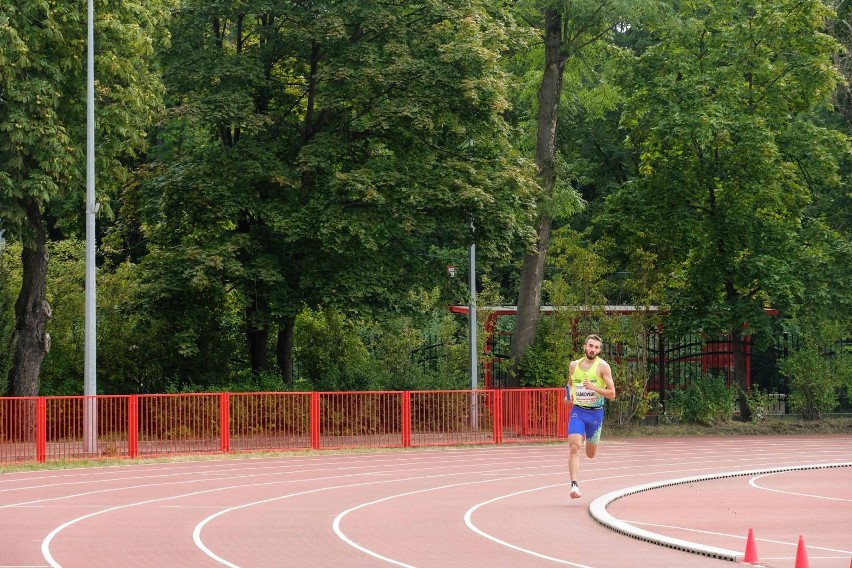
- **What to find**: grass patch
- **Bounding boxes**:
[609,416,852,437]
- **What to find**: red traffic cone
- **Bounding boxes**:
[742,528,759,563]
[795,535,810,568]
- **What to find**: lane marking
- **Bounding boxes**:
[588,462,852,562]
[625,520,852,555]
[464,485,594,567]
[331,475,534,568]
[749,471,852,501]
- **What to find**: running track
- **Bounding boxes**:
[1,435,850,567]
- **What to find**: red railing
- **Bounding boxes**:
[0,388,569,465]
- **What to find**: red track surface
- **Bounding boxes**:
[0,435,849,568]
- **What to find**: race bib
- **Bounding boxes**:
[573,385,598,404]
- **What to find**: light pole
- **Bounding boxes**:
[84,0,98,454]
[468,227,478,429]
[465,138,479,429]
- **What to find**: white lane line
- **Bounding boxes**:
[1,452,556,494]
[2,456,566,510]
[42,468,536,568]
[749,471,852,501]
[588,462,852,562]
[464,485,594,567]
[625,520,852,555]
[192,466,550,567]
[331,475,533,568]
[24,444,852,567]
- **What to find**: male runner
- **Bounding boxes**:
[564,334,615,499]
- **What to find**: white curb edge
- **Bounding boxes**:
[588,462,852,563]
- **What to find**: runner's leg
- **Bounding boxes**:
[585,411,604,459]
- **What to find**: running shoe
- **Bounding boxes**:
[570,483,581,499]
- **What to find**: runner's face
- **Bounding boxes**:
[585,339,602,360]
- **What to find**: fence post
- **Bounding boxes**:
[310,392,321,450]
[220,392,230,453]
[658,330,666,406]
[128,395,138,459]
[36,398,46,463]
[492,389,503,445]
[401,391,411,447]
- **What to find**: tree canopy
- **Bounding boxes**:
[1,0,849,400]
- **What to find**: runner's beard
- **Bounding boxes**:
[585,351,597,360]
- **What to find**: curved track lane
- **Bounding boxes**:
[0,434,849,567]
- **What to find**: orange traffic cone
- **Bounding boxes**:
[795,535,810,568]
[742,528,759,563]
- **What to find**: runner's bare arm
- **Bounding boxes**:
[565,360,578,402]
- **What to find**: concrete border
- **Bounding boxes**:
[588,462,852,563]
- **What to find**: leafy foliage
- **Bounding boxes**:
[779,321,852,420]
[602,0,850,423]
[663,373,738,426]
[119,0,538,380]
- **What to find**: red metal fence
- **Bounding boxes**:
[0,388,569,465]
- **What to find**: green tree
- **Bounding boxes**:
[507,0,653,385]
[610,0,848,419]
[780,320,852,420]
[0,1,171,395]
[828,0,852,127]
[0,242,18,394]
[125,0,537,388]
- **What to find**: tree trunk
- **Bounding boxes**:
[248,326,269,373]
[8,200,51,397]
[246,304,269,373]
[509,8,567,386]
[277,315,296,388]
[732,333,751,421]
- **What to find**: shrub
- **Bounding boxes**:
[780,344,845,420]
[664,373,737,425]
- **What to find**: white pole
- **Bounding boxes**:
[84,0,98,455]
[469,239,478,429]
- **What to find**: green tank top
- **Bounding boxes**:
[570,357,605,409]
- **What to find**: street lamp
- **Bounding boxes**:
[84,0,98,454]
[468,224,478,429]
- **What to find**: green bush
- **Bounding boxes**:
[294,308,373,392]
[664,373,737,425]
[744,386,772,423]
[0,244,17,395]
[780,343,847,420]
[516,314,574,388]
[608,360,657,427]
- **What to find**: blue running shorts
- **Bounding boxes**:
[568,405,604,444]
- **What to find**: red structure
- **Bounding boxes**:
[0,388,569,466]
[449,305,777,390]
[450,305,663,388]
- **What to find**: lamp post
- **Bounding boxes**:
[465,138,479,429]
[468,228,478,429]
[84,0,98,454]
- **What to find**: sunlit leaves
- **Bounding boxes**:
[612,0,849,337]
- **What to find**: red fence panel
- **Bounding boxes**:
[228,392,311,452]
[41,396,129,461]
[0,388,568,466]
[500,388,568,443]
[136,393,220,457]
[128,395,138,459]
[409,390,494,447]
[318,391,403,450]
[1,397,39,464]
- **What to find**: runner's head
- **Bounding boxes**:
[584,334,602,360]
